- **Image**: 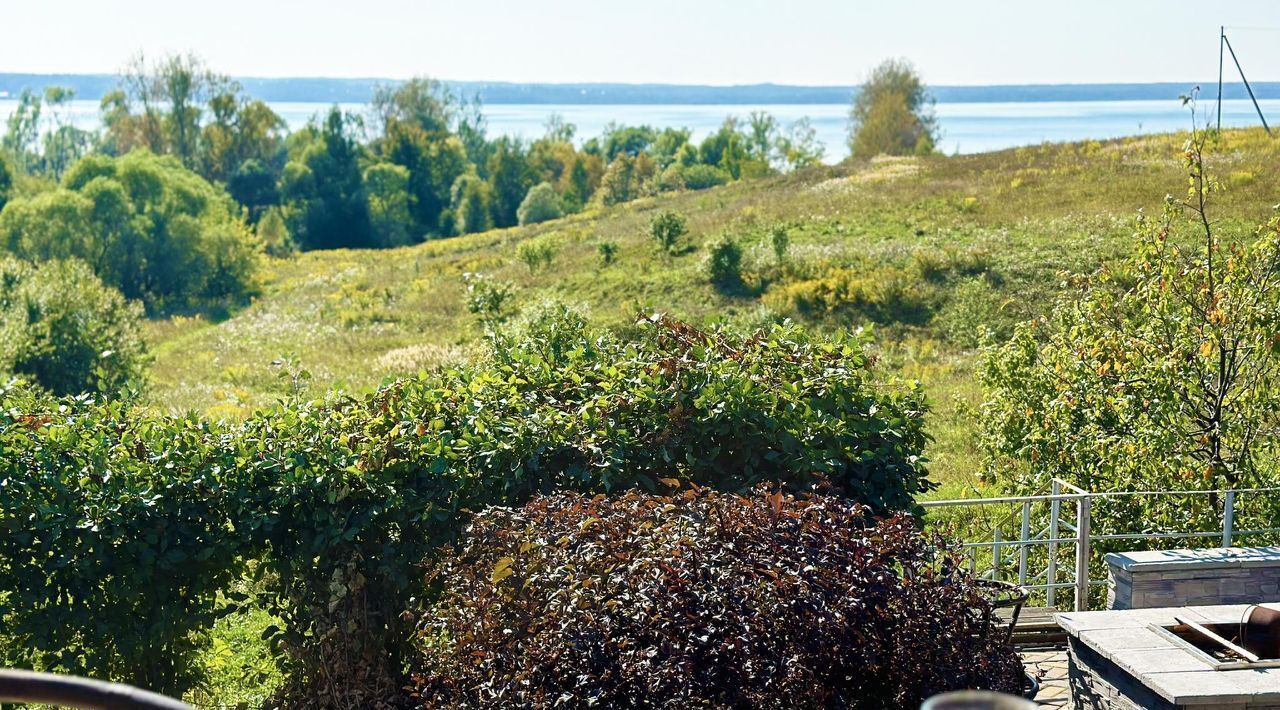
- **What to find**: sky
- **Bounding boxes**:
[4,0,1280,86]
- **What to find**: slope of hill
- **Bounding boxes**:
[145,128,1280,495]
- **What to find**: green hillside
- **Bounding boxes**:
[145,128,1280,496]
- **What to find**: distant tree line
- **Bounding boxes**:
[2,54,828,256]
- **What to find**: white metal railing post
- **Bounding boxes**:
[993,528,1003,581]
[1018,500,1031,586]
[1223,490,1236,547]
[1047,480,1061,608]
[1074,495,1092,612]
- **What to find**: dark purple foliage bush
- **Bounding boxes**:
[411,486,1024,709]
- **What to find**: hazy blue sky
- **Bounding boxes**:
[5,1,1280,85]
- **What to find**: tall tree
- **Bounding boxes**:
[485,137,533,228]
[848,58,938,158]
[2,89,42,173]
[283,108,373,250]
[110,53,238,170]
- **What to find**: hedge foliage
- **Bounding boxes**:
[0,314,931,704]
[412,487,1025,708]
[0,384,243,696]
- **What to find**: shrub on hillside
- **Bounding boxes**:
[411,487,1025,708]
[0,256,146,396]
[648,209,687,254]
[516,182,563,225]
[515,233,558,271]
[0,150,259,309]
[704,233,744,289]
[596,239,618,266]
[764,263,933,323]
[681,162,732,189]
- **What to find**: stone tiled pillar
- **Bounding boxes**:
[1105,546,1280,610]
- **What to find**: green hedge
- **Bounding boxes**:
[0,384,244,695]
[0,314,931,703]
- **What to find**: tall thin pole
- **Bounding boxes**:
[1217,26,1225,131]
[1223,32,1272,136]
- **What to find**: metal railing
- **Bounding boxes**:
[921,478,1280,612]
[0,668,190,709]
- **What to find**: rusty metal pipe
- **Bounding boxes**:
[1242,605,1280,659]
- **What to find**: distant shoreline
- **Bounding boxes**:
[1,74,1276,105]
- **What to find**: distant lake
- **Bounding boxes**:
[3,98,1278,162]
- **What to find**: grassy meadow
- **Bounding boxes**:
[146,127,1280,498]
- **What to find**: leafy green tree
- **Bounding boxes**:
[1,151,259,308]
[364,162,414,247]
[456,96,490,172]
[200,93,287,185]
[282,108,373,250]
[0,153,11,213]
[602,123,657,161]
[370,77,458,138]
[699,118,748,179]
[542,113,576,143]
[226,158,280,222]
[597,152,654,206]
[486,137,533,228]
[776,117,825,171]
[116,52,234,167]
[256,206,296,257]
[382,121,468,237]
[566,156,592,210]
[38,87,92,179]
[449,173,492,235]
[848,58,938,158]
[980,121,1280,506]
[516,182,563,226]
[373,78,474,237]
[745,111,779,163]
[649,127,692,168]
[0,256,146,396]
[1,89,42,173]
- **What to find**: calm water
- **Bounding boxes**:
[4,98,1277,162]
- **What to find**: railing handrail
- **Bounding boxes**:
[922,478,1280,612]
[922,485,1280,508]
[0,668,191,709]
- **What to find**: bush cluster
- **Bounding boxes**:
[0,150,260,310]
[764,264,930,322]
[0,315,932,704]
[0,256,146,395]
[412,487,1025,708]
[648,209,687,254]
[515,182,564,226]
[514,233,559,271]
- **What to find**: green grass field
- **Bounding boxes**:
[145,128,1280,499]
